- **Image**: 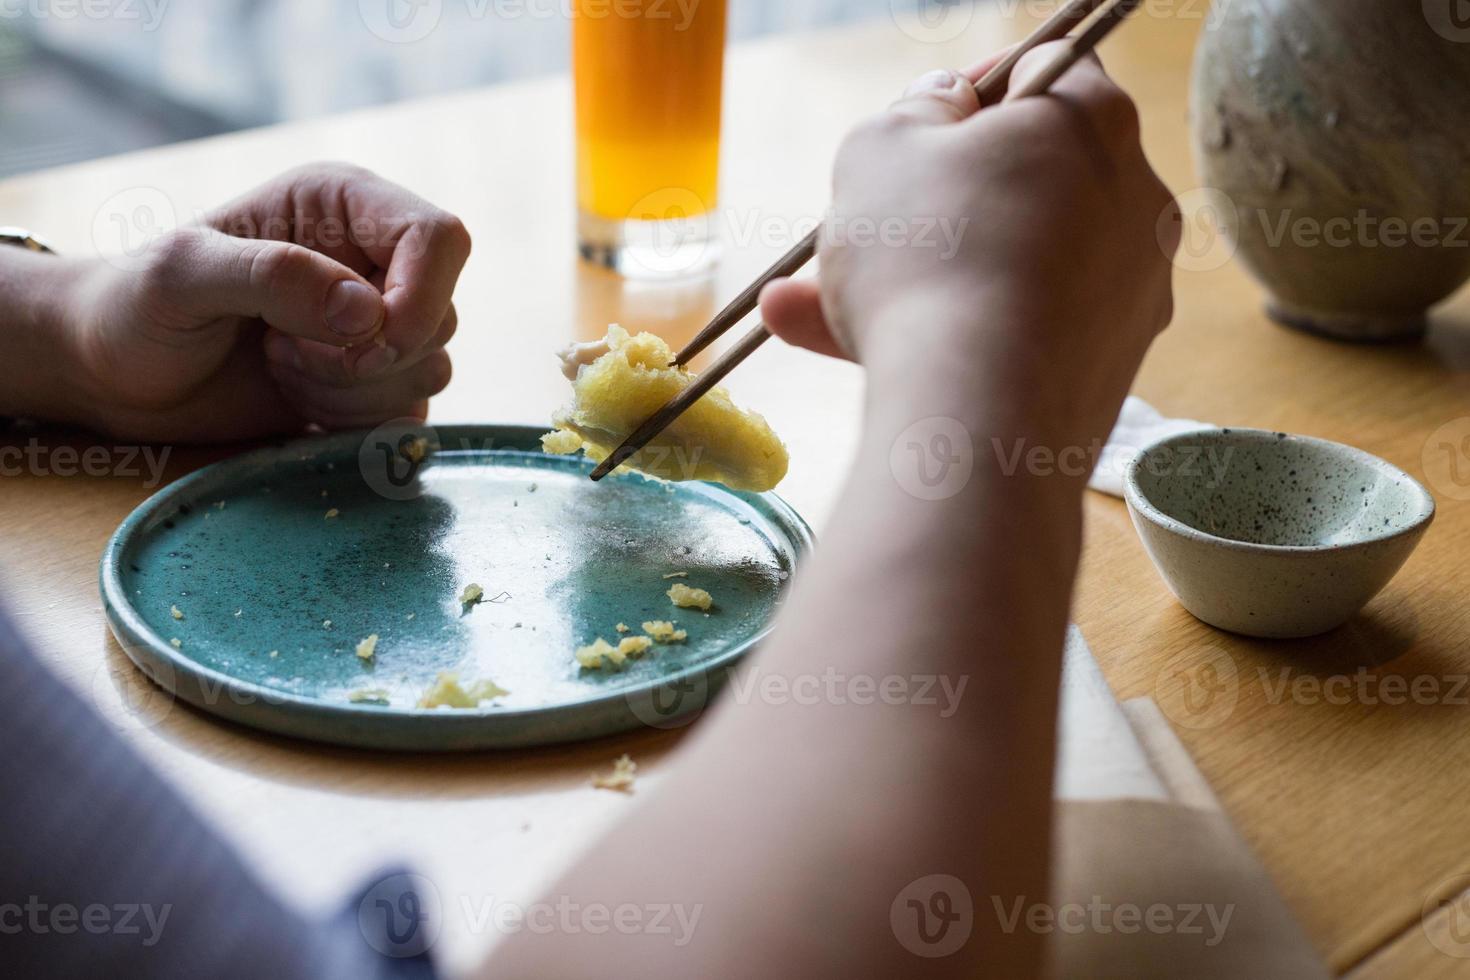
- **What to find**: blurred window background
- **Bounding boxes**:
[0,0,924,178]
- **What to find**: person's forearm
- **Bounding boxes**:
[486,299,1085,979]
[0,248,87,425]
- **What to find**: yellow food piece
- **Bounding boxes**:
[460,583,485,606]
[325,508,340,519]
[541,429,583,455]
[577,634,655,670]
[169,638,182,649]
[575,637,617,669]
[170,605,184,621]
[642,620,688,643]
[355,634,379,660]
[544,325,789,492]
[618,636,653,659]
[668,583,713,611]
[401,436,431,463]
[417,671,510,709]
[348,689,391,705]
[592,754,637,792]
[615,622,630,633]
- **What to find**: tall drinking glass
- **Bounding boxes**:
[574,0,728,278]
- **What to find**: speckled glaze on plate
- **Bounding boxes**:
[1125,427,1434,639]
[100,425,812,750]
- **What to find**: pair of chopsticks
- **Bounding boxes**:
[590,0,1143,482]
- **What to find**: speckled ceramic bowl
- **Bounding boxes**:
[1124,428,1435,638]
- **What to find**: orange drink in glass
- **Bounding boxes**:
[573,0,728,278]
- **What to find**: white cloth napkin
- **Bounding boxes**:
[1055,625,1168,801]
[1087,396,1214,499]
[1051,629,1329,978]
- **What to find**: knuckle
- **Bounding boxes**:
[139,227,206,294]
[437,305,460,345]
[1094,86,1140,142]
[290,160,372,184]
[246,242,314,295]
[433,211,473,258]
[420,353,453,397]
[1158,195,1184,256]
[841,112,903,158]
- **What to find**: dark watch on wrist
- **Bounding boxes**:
[0,227,57,255]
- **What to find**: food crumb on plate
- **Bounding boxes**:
[618,636,652,659]
[355,634,379,660]
[348,688,390,705]
[401,436,431,463]
[417,671,509,709]
[576,634,654,669]
[460,583,485,607]
[575,637,617,669]
[642,620,687,643]
[325,508,340,519]
[667,583,713,611]
[170,605,184,621]
[169,638,182,649]
[592,754,637,793]
[614,622,630,633]
[662,571,688,579]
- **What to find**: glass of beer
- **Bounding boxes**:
[573,0,728,279]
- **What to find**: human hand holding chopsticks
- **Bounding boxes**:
[761,41,1180,459]
[590,0,1174,481]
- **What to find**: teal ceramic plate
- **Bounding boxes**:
[101,425,812,751]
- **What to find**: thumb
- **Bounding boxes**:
[887,68,983,126]
[759,278,852,362]
[147,227,385,346]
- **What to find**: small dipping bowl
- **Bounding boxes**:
[1124,428,1435,639]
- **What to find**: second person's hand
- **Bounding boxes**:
[50,163,472,443]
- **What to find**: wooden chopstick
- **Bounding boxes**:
[591,0,1142,483]
[669,0,1108,370]
[1007,0,1142,100]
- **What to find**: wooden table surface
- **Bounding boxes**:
[3,6,1470,977]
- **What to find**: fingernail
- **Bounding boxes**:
[354,344,398,379]
[263,333,302,371]
[325,280,383,337]
[904,69,959,97]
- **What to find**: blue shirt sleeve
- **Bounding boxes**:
[0,604,438,980]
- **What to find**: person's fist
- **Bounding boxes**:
[60,163,471,442]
